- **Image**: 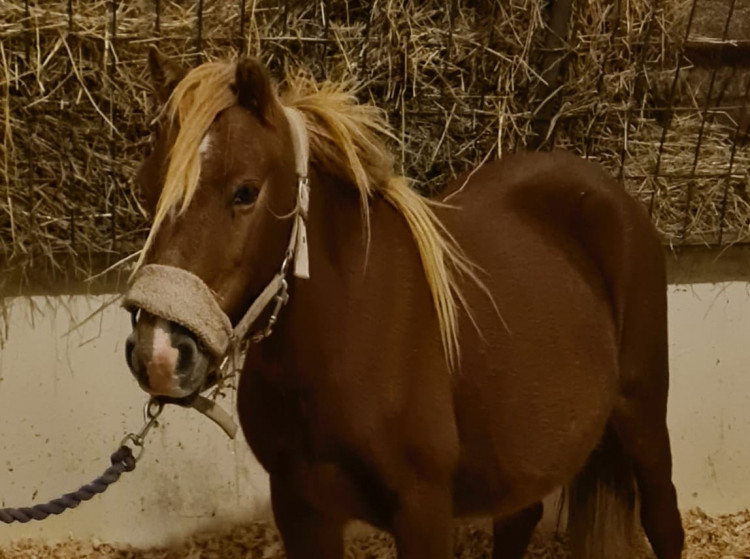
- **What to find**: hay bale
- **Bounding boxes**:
[0,0,748,288]
[2,509,750,558]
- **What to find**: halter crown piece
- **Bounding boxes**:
[122,105,311,437]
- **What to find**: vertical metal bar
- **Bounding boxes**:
[359,1,374,80]
[528,0,573,150]
[155,0,161,36]
[447,0,456,63]
[23,0,30,60]
[399,16,411,173]
[282,0,288,36]
[67,0,75,250]
[280,0,288,71]
[716,71,750,245]
[584,4,624,160]
[473,2,490,162]
[320,0,330,69]
[441,0,457,172]
[23,0,33,242]
[481,0,497,110]
[109,0,118,253]
[649,0,699,214]
[632,1,662,106]
[679,0,737,243]
[615,1,660,180]
[484,2,500,153]
[196,0,204,57]
[238,0,247,54]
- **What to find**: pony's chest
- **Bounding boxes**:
[236,367,313,468]
[236,367,393,524]
[236,359,349,467]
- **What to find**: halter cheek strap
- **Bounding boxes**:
[283,106,310,280]
[229,107,310,344]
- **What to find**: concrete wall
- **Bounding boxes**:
[1,279,749,546]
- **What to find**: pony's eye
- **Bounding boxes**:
[233,184,259,206]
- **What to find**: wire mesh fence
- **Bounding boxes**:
[0,0,748,285]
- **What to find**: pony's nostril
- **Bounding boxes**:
[125,333,151,390]
[176,338,197,373]
[125,336,137,372]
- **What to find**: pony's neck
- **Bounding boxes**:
[306,169,370,272]
[254,166,440,384]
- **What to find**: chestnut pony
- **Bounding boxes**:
[125,49,684,559]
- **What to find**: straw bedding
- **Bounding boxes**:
[0,0,748,289]
[1,509,748,558]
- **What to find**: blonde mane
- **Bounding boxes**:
[141,59,479,369]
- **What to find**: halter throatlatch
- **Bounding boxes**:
[123,106,311,437]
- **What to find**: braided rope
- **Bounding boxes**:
[0,446,136,524]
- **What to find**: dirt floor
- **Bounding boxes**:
[1,509,748,558]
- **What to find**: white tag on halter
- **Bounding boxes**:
[298,177,310,217]
[294,178,310,279]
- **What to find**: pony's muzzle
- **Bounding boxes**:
[125,313,212,399]
[122,264,234,399]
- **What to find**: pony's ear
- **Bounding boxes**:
[148,46,187,104]
[235,57,276,123]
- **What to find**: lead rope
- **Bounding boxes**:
[0,399,164,524]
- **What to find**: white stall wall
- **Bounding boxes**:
[0,282,749,547]
[667,283,750,512]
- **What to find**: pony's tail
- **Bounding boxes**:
[566,424,638,559]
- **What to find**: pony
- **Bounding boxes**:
[124,48,684,559]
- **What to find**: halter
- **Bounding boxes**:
[122,106,311,435]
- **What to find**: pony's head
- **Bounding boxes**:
[124,48,300,400]
[125,48,474,401]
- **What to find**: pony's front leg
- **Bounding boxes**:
[270,475,345,559]
[392,482,453,559]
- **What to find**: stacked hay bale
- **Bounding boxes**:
[0,0,747,289]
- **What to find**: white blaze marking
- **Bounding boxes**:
[198,132,213,157]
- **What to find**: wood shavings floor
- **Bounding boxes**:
[1,509,748,558]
